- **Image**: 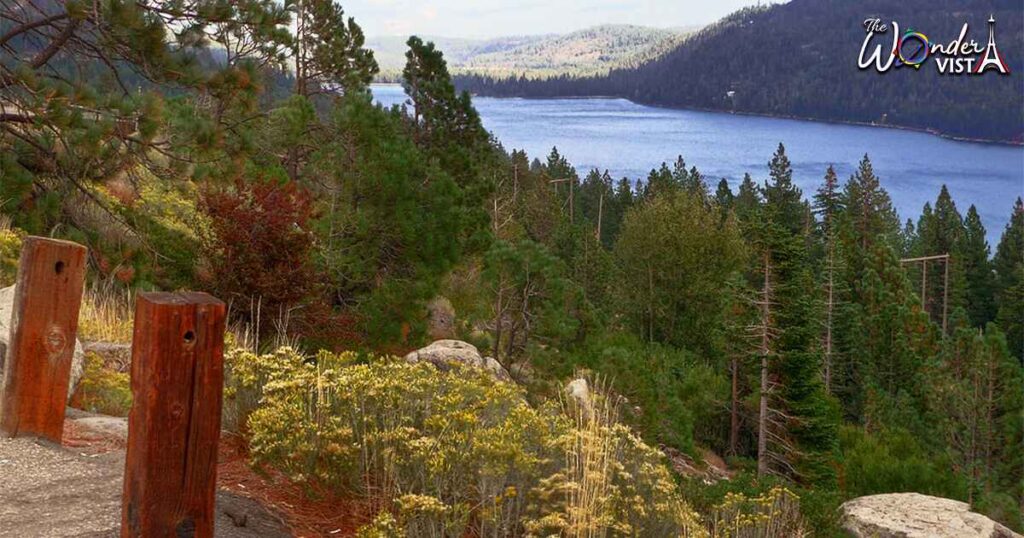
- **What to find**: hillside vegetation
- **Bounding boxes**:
[456,0,1024,142]
[2,1,1023,537]
[370,24,693,79]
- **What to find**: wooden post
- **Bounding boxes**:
[942,256,950,335]
[121,292,226,538]
[921,260,927,311]
[0,236,87,441]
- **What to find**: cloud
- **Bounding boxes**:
[383,18,415,34]
[419,5,439,20]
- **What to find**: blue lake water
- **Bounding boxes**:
[372,84,1024,245]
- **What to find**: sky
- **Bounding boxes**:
[343,0,766,39]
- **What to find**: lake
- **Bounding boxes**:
[372,84,1024,245]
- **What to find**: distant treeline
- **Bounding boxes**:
[455,0,1024,143]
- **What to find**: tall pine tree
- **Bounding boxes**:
[755,143,838,484]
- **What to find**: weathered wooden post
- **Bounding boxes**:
[0,236,87,441]
[121,292,226,538]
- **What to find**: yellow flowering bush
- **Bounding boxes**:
[522,386,707,538]
[232,347,709,537]
[709,487,805,537]
[0,224,23,287]
[75,352,132,416]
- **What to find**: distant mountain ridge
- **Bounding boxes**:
[454,0,1024,143]
[368,24,695,79]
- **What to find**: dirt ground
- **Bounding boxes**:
[0,411,291,538]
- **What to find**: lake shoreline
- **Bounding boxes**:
[461,91,1024,148]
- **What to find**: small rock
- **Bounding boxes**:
[564,378,597,421]
[82,342,132,373]
[566,378,591,408]
[840,493,1022,538]
[426,297,456,340]
[404,340,512,382]
[0,285,85,402]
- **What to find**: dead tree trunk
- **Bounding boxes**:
[756,250,774,478]
[729,354,740,456]
[823,241,834,393]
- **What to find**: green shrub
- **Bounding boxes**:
[680,473,839,538]
[837,426,967,500]
[533,332,728,456]
[974,491,1023,533]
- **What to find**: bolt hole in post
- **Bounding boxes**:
[183,330,195,344]
[54,261,65,274]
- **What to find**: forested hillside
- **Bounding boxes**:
[1,1,1023,536]
[456,0,1024,142]
[369,24,692,80]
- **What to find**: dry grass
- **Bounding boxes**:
[564,378,620,537]
[709,486,807,538]
[77,283,134,344]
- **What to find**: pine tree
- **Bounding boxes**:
[734,172,761,229]
[915,185,969,331]
[715,178,735,219]
[931,324,1024,503]
[292,0,377,97]
[403,36,494,250]
[0,0,291,229]
[754,143,838,484]
[602,176,633,246]
[852,244,937,431]
[642,162,676,199]
[614,189,744,353]
[993,198,1024,362]
[813,165,844,393]
[961,206,997,327]
[755,245,778,479]
[313,94,476,342]
[901,218,918,257]
[577,169,614,243]
[840,154,901,282]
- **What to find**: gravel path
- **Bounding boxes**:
[0,415,290,537]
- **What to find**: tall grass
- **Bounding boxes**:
[564,378,620,537]
[709,487,806,537]
[77,282,134,343]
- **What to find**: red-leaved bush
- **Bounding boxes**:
[200,177,318,324]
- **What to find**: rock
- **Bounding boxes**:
[404,340,512,382]
[840,493,1022,538]
[565,375,598,418]
[566,378,590,402]
[661,445,731,484]
[0,285,85,403]
[426,296,456,340]
[82,342,132,373]
[72,415,129,440]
